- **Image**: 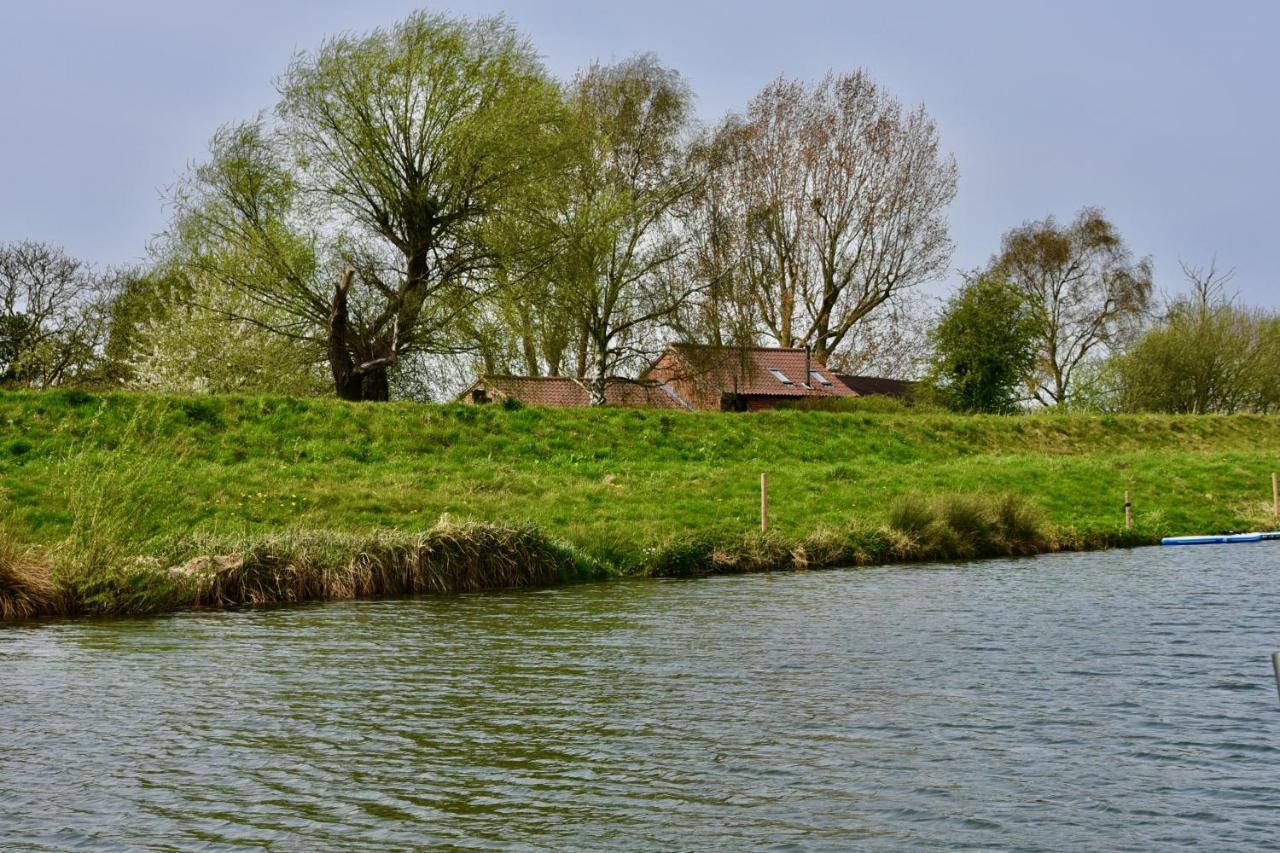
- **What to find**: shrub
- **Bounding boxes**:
[53,388,96,407]
[927,275,1038,413]
[179,398,223,426]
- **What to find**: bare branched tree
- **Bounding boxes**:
[0,241,114,388]
[990,207,1154,406]
[1180,256,1235,312]
[687,71,957,363]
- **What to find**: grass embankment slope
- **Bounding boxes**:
[2,389,1278,618]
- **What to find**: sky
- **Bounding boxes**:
[1,0,1277,305]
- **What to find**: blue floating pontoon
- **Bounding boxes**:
[1161,531,1280,546]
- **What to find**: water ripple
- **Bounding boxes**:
[3,545,1280,849]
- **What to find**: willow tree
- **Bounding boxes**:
[482,56,700,403]
[165,12,566,400]
[689,71,957,363]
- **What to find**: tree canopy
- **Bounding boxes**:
[927,275,1038,414]
[1109,261,1280,414]
[165,12,568,400]
[0,241,115,389]
[989,207,1153,407]
[687,71,958,364]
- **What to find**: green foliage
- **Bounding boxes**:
[1109,287,1280,414]
[485,55,698,392]
[927,276,1038,413]
[774,394,931,414]
[165,10,570,400]
[48,406,191,614]
[887,492,1048,557]
[645,493,1049,578]
[0,241,116,390]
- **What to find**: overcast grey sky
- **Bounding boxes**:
[1,0,1276,303]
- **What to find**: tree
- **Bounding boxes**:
[989,207,1153,406]
[668,120,761,350]
[165,12,567,401]
[0,241,114,388]
[927,275,1038,413]
[687,71,957,363]
[1110,260,1280,413]
[492,56,702,404]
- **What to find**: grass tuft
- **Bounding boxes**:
[885,492,1049,559]
[646,493,1053,578]
[0,535,56,620]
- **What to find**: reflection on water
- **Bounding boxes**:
[3,546,1280,849]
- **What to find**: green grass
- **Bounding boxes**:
[1,388,1278,618]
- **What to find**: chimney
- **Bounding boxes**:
[804,345,812,389]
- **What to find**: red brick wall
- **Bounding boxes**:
[745,396,791,412]
[644,350,719,411]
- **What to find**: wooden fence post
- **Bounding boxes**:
[1272,472,1278,520]
[760,473,769,533]
[1124,490,1133,531]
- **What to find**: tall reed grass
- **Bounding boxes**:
[1,522,606,620]
[643,492,1122,578]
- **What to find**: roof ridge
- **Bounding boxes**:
[671,342,812,353]
[484,374,660,381]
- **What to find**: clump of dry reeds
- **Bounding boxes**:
[0,537,57,620]
[6,521,603,620]
[167,522,605,611]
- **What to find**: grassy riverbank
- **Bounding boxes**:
[2,389,1278,618]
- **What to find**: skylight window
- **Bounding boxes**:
[768,368,793,385]
[810,371,832,386]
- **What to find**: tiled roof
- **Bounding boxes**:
[603,378,691,409]
[652,344,857,397]
[472,376,689,409]
[835,375,915,398]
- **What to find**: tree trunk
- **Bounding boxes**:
[519,312,540,376]
[328,267,394,402]
[359,368,391,402]
[574,328,589,379]
[589,352,608,406]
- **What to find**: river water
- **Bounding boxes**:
[3,546,1280,850]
